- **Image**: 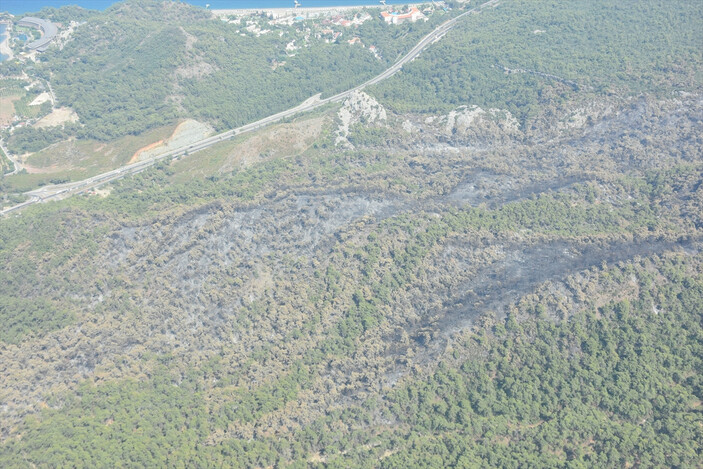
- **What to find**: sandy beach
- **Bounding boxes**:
[0,22,14,62]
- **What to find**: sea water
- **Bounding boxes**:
[2,0,384,16]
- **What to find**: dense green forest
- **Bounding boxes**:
[28,0,451,141]
[2,0,699,192]
[6,123,81,154]
[0,0,701,466]
[370,0,703,124]
[1,93,701,464]
[0,243,700,467]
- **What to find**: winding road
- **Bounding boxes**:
[0,139,22,176]
[1,0,500,216]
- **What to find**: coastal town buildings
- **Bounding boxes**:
[380,7,426,24]
[17,17,57,52]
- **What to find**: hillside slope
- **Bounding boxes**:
[0,0,701,466]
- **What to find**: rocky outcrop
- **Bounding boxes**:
[335,91,387,147]
[431,105,521,138]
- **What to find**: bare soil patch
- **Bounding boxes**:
[128,139,166,164]
[129,119,213,163]
[29,92,51,106]
[34,107,79,128]
[23,163,61,174]
[24,124,177,176]
[0,95,19,126]
[222,115,328,171]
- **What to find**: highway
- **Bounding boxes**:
[0,0,500,217]
[0,138,23,177]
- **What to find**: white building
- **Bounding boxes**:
[380,7,425,24]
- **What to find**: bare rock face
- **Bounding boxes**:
[335,91,387,147]
[416,105,522,148]
[441,105,521,137]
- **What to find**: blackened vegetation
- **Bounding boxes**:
[0,0,702,466]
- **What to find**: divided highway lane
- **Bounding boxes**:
[0,0,501,217]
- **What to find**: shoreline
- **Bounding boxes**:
[213,3,416,18]
[0,22,13,62]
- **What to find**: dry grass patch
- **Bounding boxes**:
[34,107,79,129]
[0,95,20,126]
[170,114,331,182]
